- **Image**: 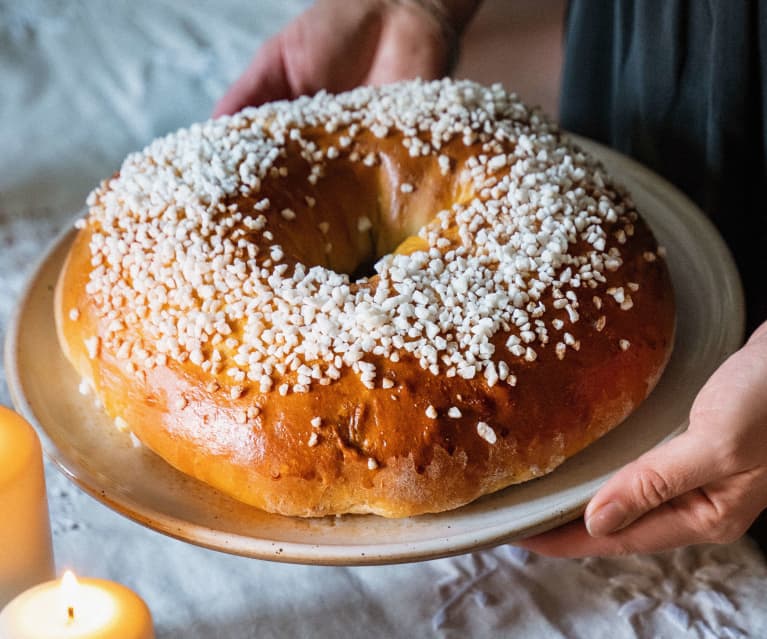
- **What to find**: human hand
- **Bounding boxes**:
[213,0,465,116]
[517,321,767,557]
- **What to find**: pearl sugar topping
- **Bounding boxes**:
[81,79,643,398]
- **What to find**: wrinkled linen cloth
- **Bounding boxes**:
[1,2,765,637]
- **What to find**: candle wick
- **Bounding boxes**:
[68,606,75,622]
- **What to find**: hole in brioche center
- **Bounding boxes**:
[292,162,440,282]
[349,254,380,282]
[348,228,432,281]
[256,149,466,283]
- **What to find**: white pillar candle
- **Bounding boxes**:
[0,407,54,607]
[0,571,154,639]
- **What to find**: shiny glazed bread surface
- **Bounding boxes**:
[55,80,675,517]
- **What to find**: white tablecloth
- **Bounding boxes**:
[1,2,766,637]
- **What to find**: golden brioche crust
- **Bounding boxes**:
[55,80,675,517]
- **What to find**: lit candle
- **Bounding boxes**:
[0,407,54,607]
[0,571,154,638]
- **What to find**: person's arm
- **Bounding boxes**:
[213,0,482,116]
[518,320,767,556]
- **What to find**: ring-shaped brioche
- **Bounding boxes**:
[55,79,675,517]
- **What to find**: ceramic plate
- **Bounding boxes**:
[4,137,744,565]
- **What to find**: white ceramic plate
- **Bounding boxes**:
[4,137,744,565]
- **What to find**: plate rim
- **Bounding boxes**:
[3,135,745,565]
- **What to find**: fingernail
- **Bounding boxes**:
[586,502,627,537]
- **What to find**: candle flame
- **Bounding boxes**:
[61,570,79,622]
[62,570,78,589]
